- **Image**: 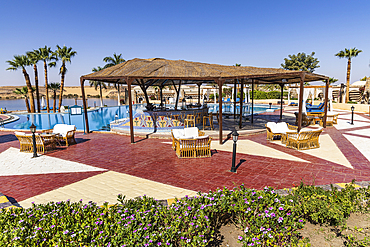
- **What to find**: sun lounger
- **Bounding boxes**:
[306,103,323,109]
[42,124,76,147]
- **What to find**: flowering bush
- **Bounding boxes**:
[287,181,370,226]
[0,185,308,246]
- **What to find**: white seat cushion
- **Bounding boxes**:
[172,129,185,139]
[196,135,209,139]
[274,122,289,134]
[14,131,26,136]
[184,127,199,138]
[266,122,276,132]
[53,124,75,137]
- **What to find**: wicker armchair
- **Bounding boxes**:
[15,132,56,154]
[265,122,298,141]
[171,127,211,158]
[171,127,205,151]
[42,124,76,147]
[286,129,323,150]
[174,136,211,158]
[294,112,315,126]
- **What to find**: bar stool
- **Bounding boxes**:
[195,113,202,124]
[184,114,196,127]
[203,112,214,130]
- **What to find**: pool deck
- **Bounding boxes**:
[1,106,370,208]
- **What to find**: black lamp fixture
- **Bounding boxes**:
[30,123,38,158]
[230,129,239,173]
[351,106,355,125]
[115,114,118,123]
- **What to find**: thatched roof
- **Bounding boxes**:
[81,58,328,85]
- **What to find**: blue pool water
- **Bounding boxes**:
[4,105,142,131]
[3,104,278,131]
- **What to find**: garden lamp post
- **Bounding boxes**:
[30,123,38,158]
[351,106,355,125]
[269,102,272,109]
[230,129,239,173]
[182,98,186,109]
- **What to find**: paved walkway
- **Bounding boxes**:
[1,107,370,208]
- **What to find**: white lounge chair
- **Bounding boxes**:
[42,124,76,147]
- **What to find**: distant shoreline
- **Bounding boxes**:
[0,85,124,100]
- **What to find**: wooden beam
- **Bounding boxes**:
[239,79,244,129]
[218,80,224,144]
[251,79,254,124]
[233,79,237,119]
[198,83,201,105]
[175,80,182,109]
[80,78,89,133]
[298,73,305,132]
[323,78,329,128]
[127,78,134,144]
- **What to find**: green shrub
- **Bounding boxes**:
[252,90,267,99]
[286,181,370,226]
[267,91,281,99]
[0,186,305,246]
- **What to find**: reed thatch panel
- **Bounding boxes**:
[81,58,328,84]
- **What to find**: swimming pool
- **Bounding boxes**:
[4,105,142,131]
[3,104,278,131]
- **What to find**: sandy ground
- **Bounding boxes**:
[0,86,124,99]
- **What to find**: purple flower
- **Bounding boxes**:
[299,219,304,222]
[238,236,243,240]
[279,207,284,211]
[278,217,283,223]
[157,242,161,245]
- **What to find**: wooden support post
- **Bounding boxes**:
[160,86,163,107]
[218,80,223,144]
[198,83,201,105]
[298,73,305,132]
[323,78,329,128]
[233,79,237,119]
[280,84,284,120]
[80,78,89,133]
[251,79,254,124]
[239,79,244,129]
[175,80,182,109]
[127,78,134,144]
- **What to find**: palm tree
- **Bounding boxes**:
[335,48,362,102]
[103,53,125,104]
[323,77,339,85]
[6,55,36,112]
[14,86,31,113]
[26,50,42,113]
[48,82,60,113]
[55,45,77,112]
[38,46,57,113]
[89,66,107,107]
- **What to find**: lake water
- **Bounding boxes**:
[0,98,120,111]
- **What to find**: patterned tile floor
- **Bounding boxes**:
[1,107,370,208]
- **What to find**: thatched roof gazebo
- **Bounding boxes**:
[80,58,329,144]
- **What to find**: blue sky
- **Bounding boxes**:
[1,0,369,87]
